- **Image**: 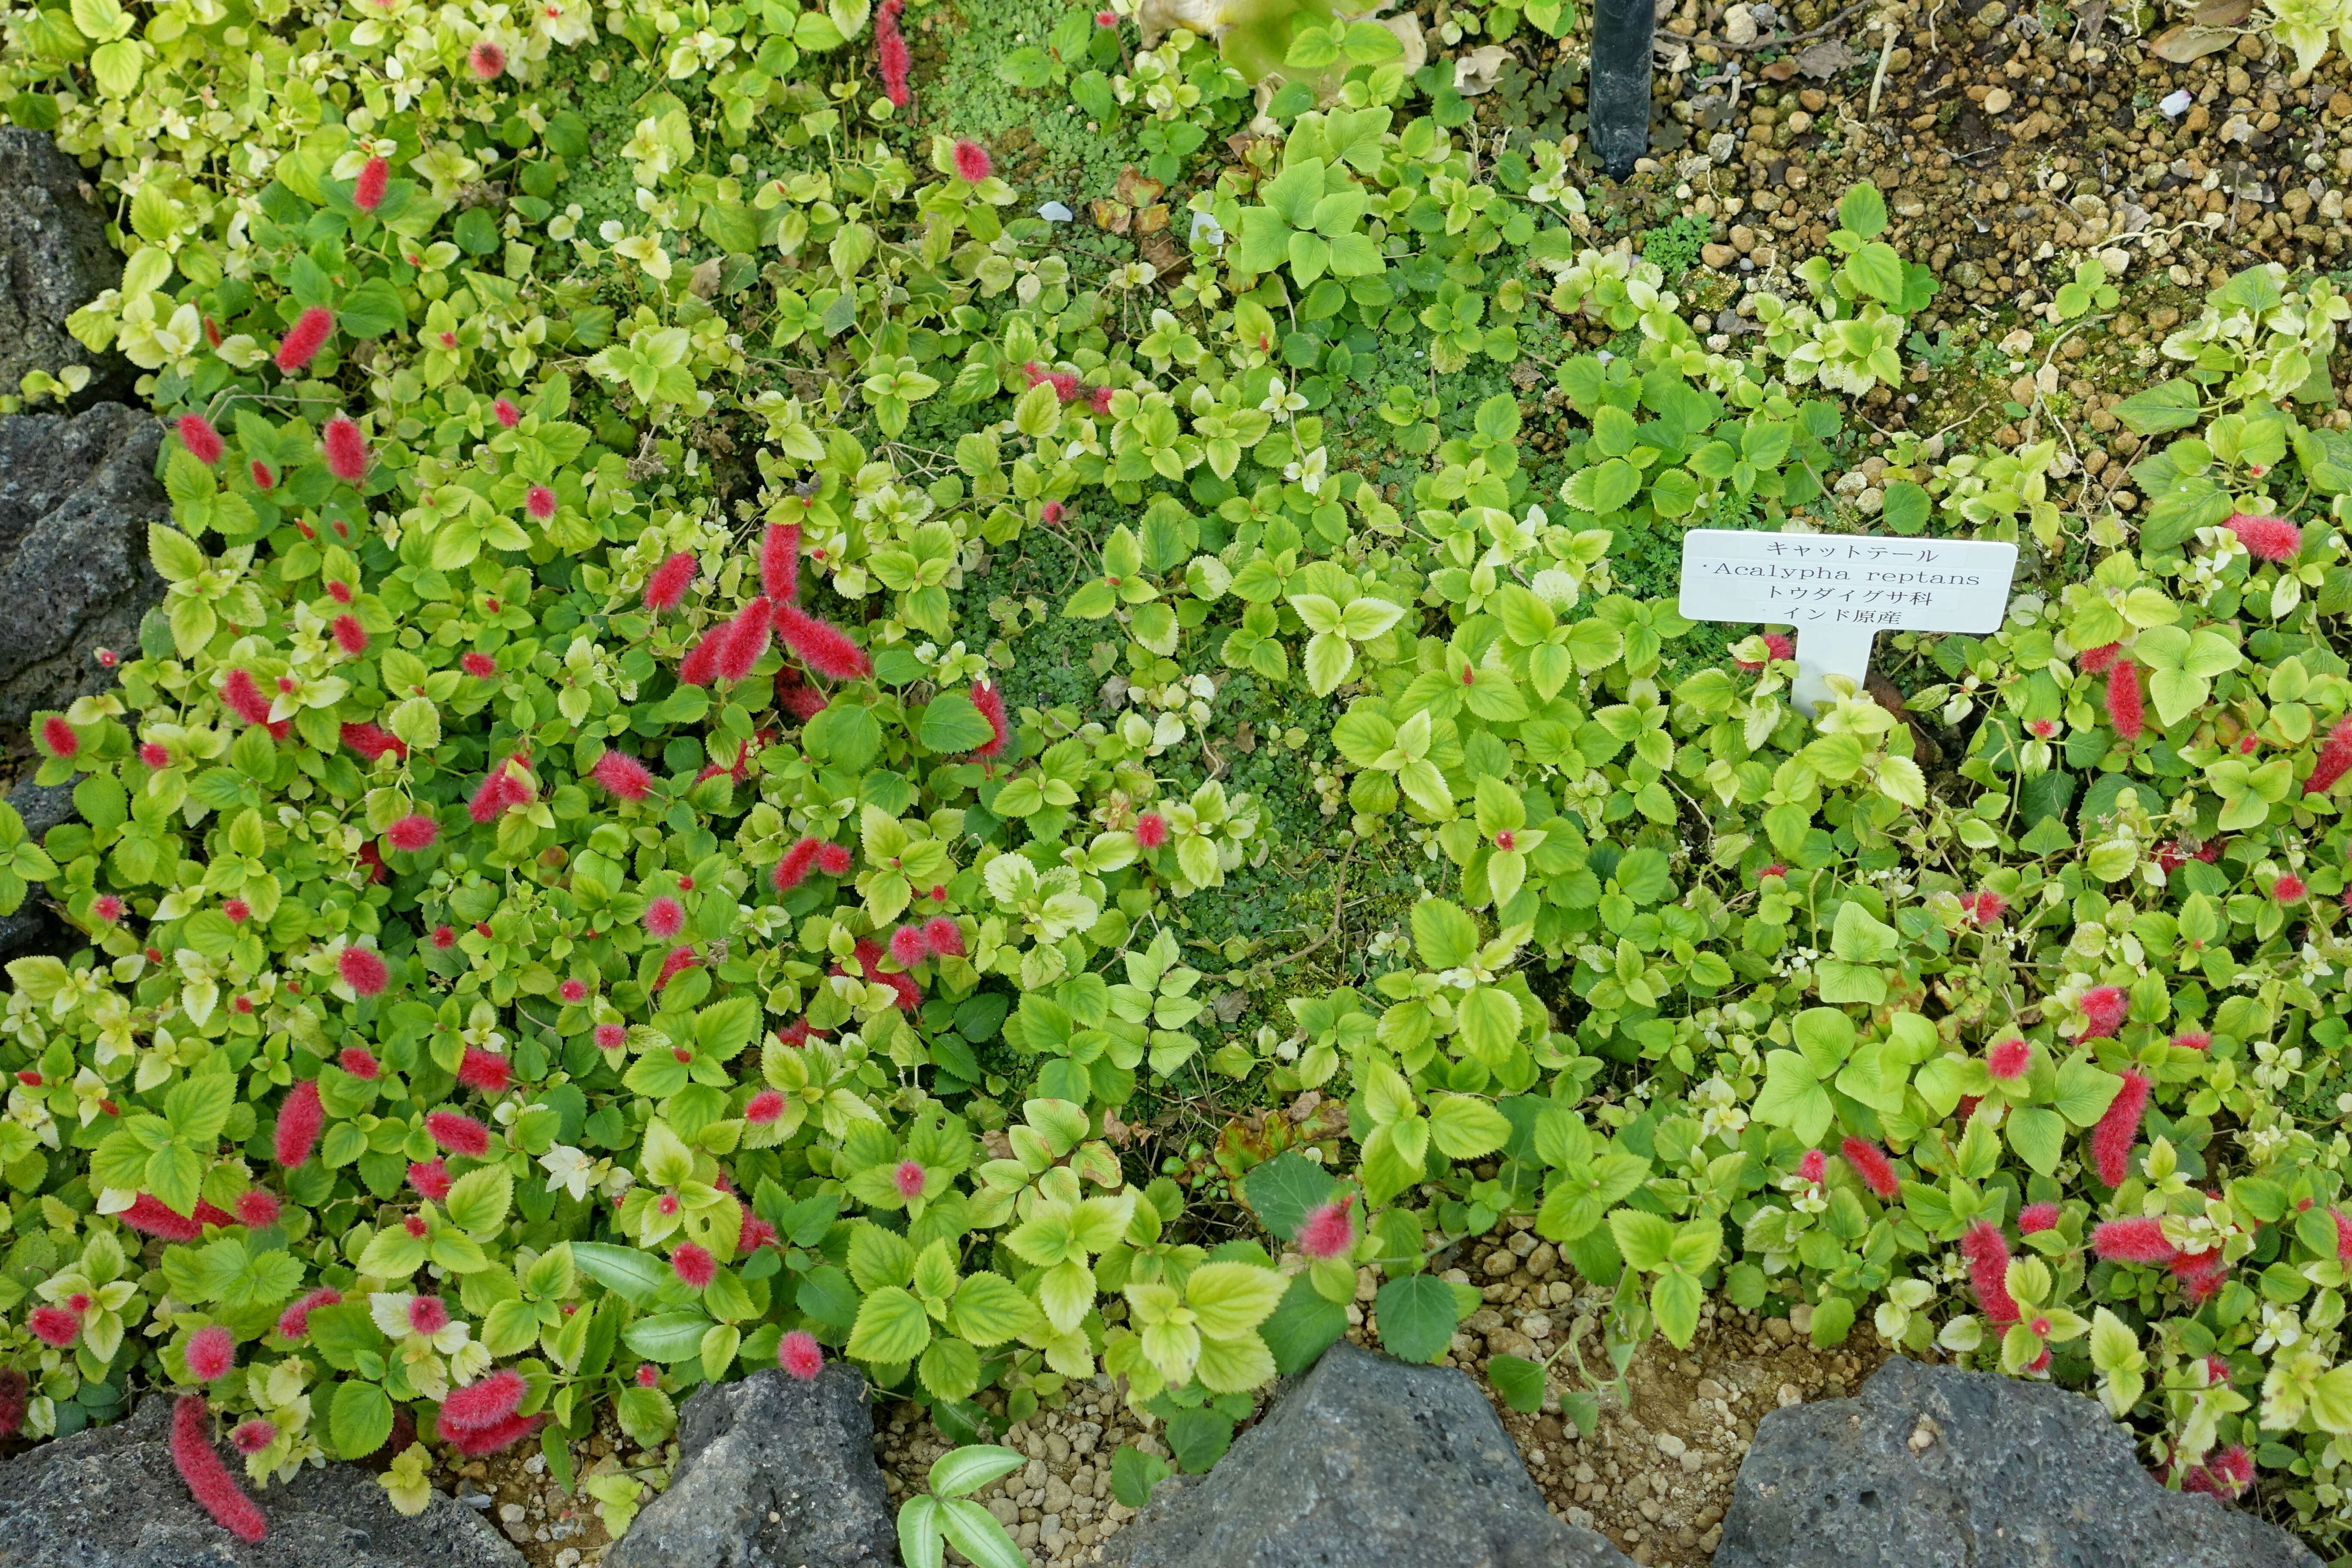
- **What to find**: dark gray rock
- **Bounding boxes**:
[1099,1339,1632,1568]
[603,1364,897,1568]
[0,1392,524,1568]
[1715,1355,2322,1568]
[0,129,132,406]
[0,401,168,729]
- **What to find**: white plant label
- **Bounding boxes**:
[1678,529,2019,715]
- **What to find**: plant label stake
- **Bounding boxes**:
[1591,0,1658,177]
[1678,529,2019,716]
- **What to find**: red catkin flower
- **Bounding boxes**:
[773,603,871,680]
[387,814,439,852]
[889,923,928,967]
[773,836,826,890]
[1961,1221,2020,1325]
[2092,1215,2177,1264]
[353,156,389,213]
[2105,660,2144,741]
[2226,511,2302,564]
[645,551,698,611]
[221,668,273,726]
[677,623,726,688]
[593,750,655,801]
[1964,890,2006,925]
[1840,1136,1899,1200]
[425,1110,492,1158]
[776,668,828,721]
[2018,1201,2060,1234]
[970,680,1011,760]
[235,1190,282,1228]
[91,894,122,923]
[2273,873,2308,903]
[140,741,170,768]
[779,1329,824,1381]
[468,39,505,77]
[2077,986,2129,1041]
[559,979,587,1004]
[178,413,225,465]
[457,1047,511,1093]
[644,896,685,939]
[1734,632,1796,671]
[460,650,497,679]
[28,1304,80,1346]
[493,396,521,427]
[231,1419,276,1455]
[817,842,853,876]
[1986,1037,2031,1081]
[185,1324,236,1381]
[121,1193,204,1240]
[746,1089,786,1124]
[893,1160,928,1200]
[171,1394,268,1542]
[2305,717,2352,794]
[342,721,407,762]
[39,715,76,758]
[594,1023,627,1051]
[952,139,993,182]
[339,946,389,997]
[1135,812,1169,851]
[761,522,800,602]
[326,580,353,604]
[526,484,557,521]
[276,306,334,373]
[739,1213,778,1251]
[652,945,700,992]
[1297,1194,1357,1259]
[672,1243,717,1289]
[0,1367,23,1438]
[922,916,964,958]
[322,415,369,482]
[332,613,369,656]
[275,1079,323,1167]
[248,459,275,490]
[716,598,774,682]
[1796,1148,1826,1184]
[440,1368,526,1436]
[2090,1069,2150,1187]
[338,1046,381,1081]
[843,938,920,1010]
[2171,1030,2212,1052]
[877,28,911,105]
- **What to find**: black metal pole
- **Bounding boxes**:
[1590,0,1655,178]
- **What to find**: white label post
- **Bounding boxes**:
[1677,530,2020,716]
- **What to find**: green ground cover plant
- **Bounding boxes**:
[4,0,2352,1554]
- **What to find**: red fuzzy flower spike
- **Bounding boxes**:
[716,597,774,683]
[322,415,369,482]
[677,621,729,688]
[672,1243,717,1289]
[276,306,334,374]
[593,750,655,801]
[889,923,928,968]
[773,836,826,891]
[877,26,911,105]
[276,1287,341,1341]
[2305,717,2352,794]
[409,1159,453,1201]
[2077,985,2129,1041]
[644,896,685,940]
[970,680,1011,760]
[2274,873,2308,903]
[342,721,407,762]
[221,668,274,726]
[2090,1069,2150,1187]
[387,813,439,852]
[774,603,871,681]
[2018,1201,2060,1234]
[1297,1194,1357,1260]
[340,946,389,997]
[1734,632,1797,672]
[275,1079,323,1167]
[778,1329,824,1381]
[1840,1136,1899,1200]
[952,139,993,182]
[457,1047,511,1093]
[353,156,389,213]
[526,484,557,521]
[1135,812,1169,851]
[923,916,964,958]
[171,1394,268,1542]
[843,938,920,1010]
[1986,1037,2031,1081]
[0,1367,23,1439]
[817,842,853,876]
[1964,890,2006,925]
[1960,1221,2021,1325]
[185,1324,236,1381]
[28,1303,81,1346]
[468,39,505,78]
[332,614,369,656]
[645,551,698,612]
[425,1110,492,1158]
[2092,1215,2176,1264]
[2171,1030,2211,1052]
[2105,660,2144,742]
[231,1419,276,1455]
[121,1193,205,1240]
[1796,1148,1826,1185]
[441,1368,526,1439]
[652,945,700,992]
[442,1407,537,1458]
[760,522,801,602]
[2226,511,2302,564]
[235,1191,282,1229]
[775,668,829,721]
[745,1089,786,1124]
[178,413,225,465]
[39,715,76,759]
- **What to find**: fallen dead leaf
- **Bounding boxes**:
[1091,199,1132,234]
[1453,43,1512,94]
[1793,37,1863,77]
[2150,21,2238,59]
